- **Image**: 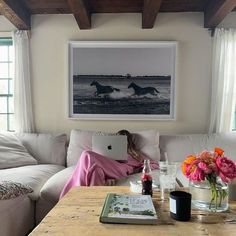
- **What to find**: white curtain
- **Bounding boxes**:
[209,28,236,133]
[13,30,35,133]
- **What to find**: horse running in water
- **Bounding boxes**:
[90,81,120,96]
[128,82,159,96]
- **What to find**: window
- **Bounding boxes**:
[233,106,236,131]
[0,38,14,131]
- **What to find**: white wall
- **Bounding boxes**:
[0,16,16,32]
[1,12,236,135]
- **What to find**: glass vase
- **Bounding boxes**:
[189,178,228,212]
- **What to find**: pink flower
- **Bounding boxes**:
[216,157,236,183]
[190,167,205,181]
[198,161,213,174]
[186,161,205,182]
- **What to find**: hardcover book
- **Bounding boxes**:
[100,193,158,225]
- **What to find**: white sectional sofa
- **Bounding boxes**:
[0,130,236,236]
[0,133,68,236]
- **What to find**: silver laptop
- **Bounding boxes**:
[92,135,128,161]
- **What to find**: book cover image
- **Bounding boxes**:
[100,194,157,224]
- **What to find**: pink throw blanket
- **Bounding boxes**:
[60,150,158,198]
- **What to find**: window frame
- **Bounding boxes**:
[0,37,14,131]
[233,108,236,131]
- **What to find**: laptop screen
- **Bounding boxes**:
[92,135,128,161]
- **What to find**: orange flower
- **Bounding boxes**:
[182,155,196,175]
[215,147,224,156]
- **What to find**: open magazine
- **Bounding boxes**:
[100,194,157,225]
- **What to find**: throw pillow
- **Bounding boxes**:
[67,130,105,166]
[67,129,160,166]
[16,133,67,165]
[132,129,160,161]
[0,181,33,200]
[0,133,37,169]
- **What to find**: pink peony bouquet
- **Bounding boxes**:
[182,147,236,210]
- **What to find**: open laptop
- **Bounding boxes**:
[92,135,128,161]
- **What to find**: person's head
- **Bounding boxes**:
[116,130,141,161]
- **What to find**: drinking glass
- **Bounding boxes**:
[159,162,177,201]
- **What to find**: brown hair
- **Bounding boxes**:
[116,130,142,162]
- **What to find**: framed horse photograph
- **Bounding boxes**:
[68,41,177,120]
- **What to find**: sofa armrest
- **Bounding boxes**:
[40,166,75,204]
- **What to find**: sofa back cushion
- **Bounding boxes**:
[16,133,67,166]
[67,129,160,167]
[131,129,160,162]
[159,132,236,162]
[0,133,37,169]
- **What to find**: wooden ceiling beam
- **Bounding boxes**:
[142,0,163,29]
[67,0,91,29]
[204,0,236,28]
[0,0,31,30]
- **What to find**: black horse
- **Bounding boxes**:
[128,82,159,96]
[90,81,120,96]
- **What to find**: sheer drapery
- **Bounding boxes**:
[209,28,236,133]
[13,30,35,132]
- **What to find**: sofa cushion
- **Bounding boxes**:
[206,132,236,161]
[0,164,65,200]
[0,181,33,200]
[67,129,160,166]
[0,133,37,169]
[131,129,160,162]
[40,166,75,204]
[16,133,67,165]
[67,129,100,166]
[159,133,236,162]
[159,134,207,162]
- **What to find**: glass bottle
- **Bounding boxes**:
[141,159,153,196]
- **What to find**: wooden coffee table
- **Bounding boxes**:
[30,186,236,236]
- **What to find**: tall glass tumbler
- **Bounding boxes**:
[159,162,178,201]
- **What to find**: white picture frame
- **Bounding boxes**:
[68,41,177,120]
